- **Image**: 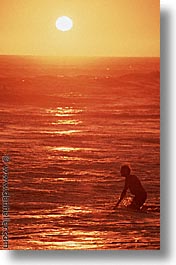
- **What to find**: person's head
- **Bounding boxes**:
[120,164,131,177]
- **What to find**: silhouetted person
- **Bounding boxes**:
[114,165,147,210]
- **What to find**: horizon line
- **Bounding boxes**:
[0,54,160,59]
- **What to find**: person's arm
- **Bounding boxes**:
[113,180,128,210]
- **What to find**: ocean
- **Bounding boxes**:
[0,56,160,250]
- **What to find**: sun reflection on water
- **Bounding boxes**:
[46,107,84,116]
[52,120,82,125]
[50,146,81,152]
[48,146,97,152]
[44,106,84,135]
[49,130,82,135]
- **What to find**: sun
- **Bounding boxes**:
[55,16,73,32]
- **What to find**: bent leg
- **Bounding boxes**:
[129,192,147,210]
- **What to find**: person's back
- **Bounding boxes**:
[126,174,146,196]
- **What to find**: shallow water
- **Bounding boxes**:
[0,57,160,249]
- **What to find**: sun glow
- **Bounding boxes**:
[55,16,73,32]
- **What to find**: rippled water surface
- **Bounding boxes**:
[0,57,160,249]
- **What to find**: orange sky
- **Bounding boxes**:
[0,0,160,57]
